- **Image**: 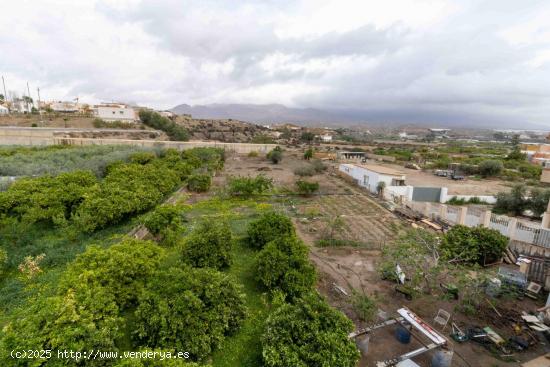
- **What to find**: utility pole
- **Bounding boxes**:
[26,82,32,111]
[1,76,6,103]
[37,87,41,107]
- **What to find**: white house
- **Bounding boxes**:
[339,163,407,194]
[320,134,333,142]
[95,104,137,122]
[0,105,8,115]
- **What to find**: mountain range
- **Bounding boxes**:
[171,103,546,130]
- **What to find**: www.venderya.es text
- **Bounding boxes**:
[11,349,190,362]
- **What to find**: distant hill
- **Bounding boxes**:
[171,103,342,126]
[171,103,546,130]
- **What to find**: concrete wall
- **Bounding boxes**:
[0,127,276,153]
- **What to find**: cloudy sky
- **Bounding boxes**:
[1,0,550,127]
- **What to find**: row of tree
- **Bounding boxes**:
[0,148,224,232]
[494,184,550,217]
[244,211,360,367]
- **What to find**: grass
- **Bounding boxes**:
[0,220,134,324]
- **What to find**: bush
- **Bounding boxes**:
[261,293,360,367]
[478,160,503,177]
[251,134,275,144]
[295,180,319,196]
[293,165,315,177]
[186,174,212,192]
[304,148,313,160]
[248,151,259,157]
[310,159,327,173]
[139,110,189,141]
[0,248,6,278]
[74,159,181,232]
[493,184,528,216]
[134,266,246,360]
[228,175,273,197]
[0,170,98,226]
[300,132,315,142]
[130,151,157,164]
[267,148,283,164]
[61,238,164,308]
[140,204,185,246]
[441,225,508,265]
[245,211,295,250]
[351,293,377,322]
[255,236,316,300]
[182,219,232,270]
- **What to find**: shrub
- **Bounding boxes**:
[493,184,528,216]
[248,151,259,157]
[251,134,275,144]
[300,132,315,142]
[261,293,360,367]
[245,211,295,250]
[311,159,327,173]
[74,159,181,232]
[139,110,189,141]
[478,160,503,177]
[140,204,185,246]
[351,293,377,322]
[130,151,157,164]
[303,148,313,160]
[186,174,212,192]
[228,175,273,197]
[441,225,508,265]
[267,148,283,164]
[0,170,98,226]
[133,266,246,360]
[0,248,6,277]
[295,180,319,196]
[255,236,316,300]
[182,219,232,270]
[293,165,315,177]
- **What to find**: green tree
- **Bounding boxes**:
[140,204,185,246]
[478,160,503,177]
[245,211,295,250]
[133,266,246,360]
[228,175,273,197]
[255,236,316,300]
[186,174,212,192]
[295,180,319,196]
[261,293,360,367]
[182,219,232,269]
[529,188,550,217]
[494,184,528,216]
[139,110,189,141]
[267,148,283,164]
[303,148,313,160]
[300,132,315,142]
[441,225,508,266]
[0,248,7,278]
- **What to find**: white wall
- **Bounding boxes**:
[97,106,136,122]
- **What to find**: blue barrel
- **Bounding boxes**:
[395,325,411,344]
[431,350,453,367]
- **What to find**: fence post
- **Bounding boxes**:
[508,218,518,240]
[482,210,492,228]
[424,203,431,218]
[542,200,550,229]
[439,204,447,221]
[458,206,468,225]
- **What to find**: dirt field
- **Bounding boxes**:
[359,160,511,195]
[222,151,547,367]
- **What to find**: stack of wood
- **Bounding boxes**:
[503,248,518,264]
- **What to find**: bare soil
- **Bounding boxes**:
[223,152,547,367]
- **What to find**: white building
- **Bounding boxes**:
[0,105,8,115]
[95,104,137,122]
[339,163,407,194]
[51,101,79,113]
[320,134,333,142]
